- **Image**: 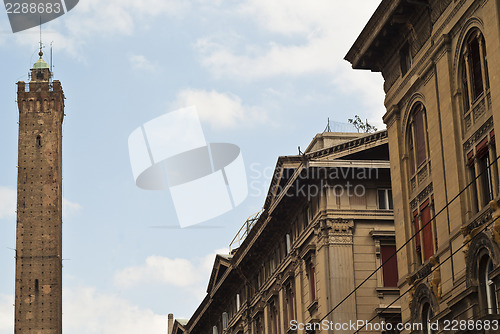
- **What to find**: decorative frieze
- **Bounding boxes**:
[410,183,433,210]
[463,110,493,152]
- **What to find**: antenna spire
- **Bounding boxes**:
[38,16,43,58]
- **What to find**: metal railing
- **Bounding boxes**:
[229,210,264,252]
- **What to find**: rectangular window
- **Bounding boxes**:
[378,189,393,210]
[380,245,399,287]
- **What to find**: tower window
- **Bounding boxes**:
[35,279,39,293]
[36,135,41,148]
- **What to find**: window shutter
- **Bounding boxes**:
[467,150,475,167]
[476,137,488,158]
[420,201,434,261]
[381,245,399,287]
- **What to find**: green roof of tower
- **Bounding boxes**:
[33,51,49,69]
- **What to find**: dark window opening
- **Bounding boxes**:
[400,43,412,76]
[378,189,393,210]
[422,302,435,334]
[34,279,39,293]
[469,37,484,100]
[36,135,41,148]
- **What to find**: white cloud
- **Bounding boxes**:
[0,187,16,220]
[129,54,156,72]
[64,286,165,334]
[172,89,266,129]
[194,0,384,114]
[0,288,166,334]
[0,295,13,333]
[9,0,190,59]
[196,0,381,79]
[114,248,229,300]
[63,198,82,218]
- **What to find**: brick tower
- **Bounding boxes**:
[15,50,64,333]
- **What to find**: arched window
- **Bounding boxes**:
[478,254,498,315]
[461,30,490,131]
[421,302,436,334]
[407,103,429,182]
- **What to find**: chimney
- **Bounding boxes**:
[168,314,174,334]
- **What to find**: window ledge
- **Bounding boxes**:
[307,300,318,315]
[376,287,400,297]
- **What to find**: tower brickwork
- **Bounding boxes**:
[15,53,64,334]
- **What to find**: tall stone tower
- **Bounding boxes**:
[15,50,64,333]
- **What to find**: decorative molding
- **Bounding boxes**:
[463,116,493,152]
[409,283,438,323]
[465,233,498,287]
[410,183,433,210]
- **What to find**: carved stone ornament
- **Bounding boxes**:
[429,256,442,301]
[489,200,500,249]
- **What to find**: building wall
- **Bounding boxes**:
[183,134,399,334]
[349,0,500,331]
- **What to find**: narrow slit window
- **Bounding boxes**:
[36,135,42,148]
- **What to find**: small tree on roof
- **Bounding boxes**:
[348,115,378,133]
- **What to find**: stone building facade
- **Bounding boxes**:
[347,0,500,332]
[14,52,65,333]
[170,131,399,333]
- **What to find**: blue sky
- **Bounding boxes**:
[0,1,385,332]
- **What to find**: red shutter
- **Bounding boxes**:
[381,245,399,287]
[420,202,434,261]
[467,150,475,167]
[414,108,427,166]
[413,210,421,250]
[476,137,488,158]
